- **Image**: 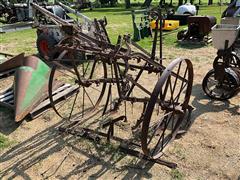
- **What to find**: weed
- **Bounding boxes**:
[170,169,184,180]
[0,134,14,150]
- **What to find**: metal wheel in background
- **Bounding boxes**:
[48,55,107,122]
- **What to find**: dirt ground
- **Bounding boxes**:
[0,45,240,179]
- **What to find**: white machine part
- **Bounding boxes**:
[176,3,197,15]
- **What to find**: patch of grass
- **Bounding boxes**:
[0,134,14,150]
[170,169,184,180]
[0,29,37,55]
[83,4,227,50]
[172,144,186,160]
[0,4,227,54]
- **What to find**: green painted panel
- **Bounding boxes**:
[19,59,50,111]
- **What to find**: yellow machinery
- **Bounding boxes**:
[150,20,179,31]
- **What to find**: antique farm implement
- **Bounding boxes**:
[49,8,194,168]
[202,20,240,100]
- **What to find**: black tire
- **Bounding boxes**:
[37,33,57,60]
[202,68,239,100]
[177,30,187,40]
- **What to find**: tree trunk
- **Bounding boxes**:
[159,0,165,6]
[208,0,213,5]
[142,0,152,7]
[125,0,131,8]
[178,0,183,6]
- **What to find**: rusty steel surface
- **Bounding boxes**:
[48,8,194,166]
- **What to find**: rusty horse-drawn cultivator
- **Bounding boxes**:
[47,8,194,167]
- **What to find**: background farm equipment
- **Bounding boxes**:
[131,9,152,41]
[0,0,76,32]
[0,52,78,122]
[0,0,35,32]
[0,0,34,24]
[165,4,199,26]
[221,0,240,18]
[32,2,107,59]
[202,22,240,100]
[131,8,180,42]
[47,8,194,167]
[176,3,197,16]
[177,16,216,45]
[202,4,240,100]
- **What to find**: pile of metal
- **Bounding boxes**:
[0,3,194,167]
[47,8,194,167]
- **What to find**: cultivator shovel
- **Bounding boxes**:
[0,53,78,122]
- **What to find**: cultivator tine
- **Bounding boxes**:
[102,84,112,116]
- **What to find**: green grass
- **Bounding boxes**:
[0,29,37,55]
[0,4,227,54]
[170,169,184,180]
[0,134,14,150]
[82,5,226,50]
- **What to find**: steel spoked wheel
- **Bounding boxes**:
[48,57,107,122]
[141,58,193,159]
[202,68,239,100]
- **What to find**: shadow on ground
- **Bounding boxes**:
[189,84,240,128]
[175,43,206,50]
[0,107,20,135]
[0,119,155,179]
[1,83,239,179]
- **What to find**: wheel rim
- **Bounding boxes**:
[141,58,193,159]
[202,69,238,100]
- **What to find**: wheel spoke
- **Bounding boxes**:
[147,111,172,145]
[151,112,174,156]
[68,91,79,121]
[83,87,96,108]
